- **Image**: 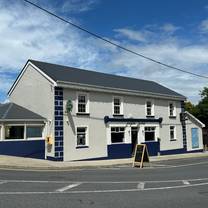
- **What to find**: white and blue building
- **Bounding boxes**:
[0,60,205,161]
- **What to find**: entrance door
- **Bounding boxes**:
[131,127,138,155]
[191,128,199,149]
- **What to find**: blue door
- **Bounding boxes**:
[191,128,199,149]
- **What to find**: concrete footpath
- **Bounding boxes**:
[0,152,208,170]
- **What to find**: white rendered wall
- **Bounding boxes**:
[9,64,54,158]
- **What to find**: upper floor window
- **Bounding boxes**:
[77,93,89,114]
[113,97,123,115]
[170,126,176,141]
[146,100,154,116]
[169,102,176,117]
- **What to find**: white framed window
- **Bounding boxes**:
[26,126,43,139]
[76,126,88,147]
[170,126,176,141]
[112,96,123,115]
[3,124,44,141]
[169,102,176,117]
[111,127,125,143]
[76,93,89,114]
[144,127,155,141]
[146,100,154,116]
[5,125,24,140]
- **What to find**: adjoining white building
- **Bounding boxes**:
[0,60,205,161]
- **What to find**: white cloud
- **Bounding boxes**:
[61,0,98,13]
[114,28,149,42]
[160,23,180,33]
[199,19,208,33]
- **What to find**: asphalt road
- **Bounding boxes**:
[0,156,208,208]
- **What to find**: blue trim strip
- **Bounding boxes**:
[104,116,163,124]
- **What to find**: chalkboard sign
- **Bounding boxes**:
[133,144,150,168]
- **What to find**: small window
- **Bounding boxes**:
[170,126,176,141]
[5,126,24,140]
[146,101,154,116]
[111,127,125,143]
[169,102,176,117]
[26,126,42,138]
[77,127,87,146]
[77,94,89,113]
[144,127,155,141]
[113,97,123,115]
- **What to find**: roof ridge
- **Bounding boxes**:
[2,103,13,119]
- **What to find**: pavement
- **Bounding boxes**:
[0,151,208,170]
[0,156,208,208]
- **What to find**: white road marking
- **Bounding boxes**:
[137,182,145,190]
[56,183,81,192]
[0,177,208,184]
[0,181,7,185]
[182,180,190,185]
[0,181,208,195]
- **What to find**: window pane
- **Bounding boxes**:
[145,127,155,141]
[170,126,175,140]
[77,127,86,146]
[5,126,24,140]
[26,126,42,138]
[114,98,120,105]
[78,95,86,103]
[111,132,124,143]
[114,106,120,114]
[78,104,86,113]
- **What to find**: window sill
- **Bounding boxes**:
[146,115,155,118]
[169,116,176,119]
[76,146,89,149]
[170,139,177,142]
[113,114,124,117]
[76,113,90,116]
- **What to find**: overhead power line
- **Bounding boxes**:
[22,0,208,79]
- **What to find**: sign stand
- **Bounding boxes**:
[133,144,150,168]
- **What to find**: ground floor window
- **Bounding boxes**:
[4,125,43,140]
[144,127,155,141]
[26,126,43,138]
[77,127,87,146]
[170,126,176,141]
[111,127,125,143]
[5,126,24,140]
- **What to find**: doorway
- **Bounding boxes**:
[131,127,138,155]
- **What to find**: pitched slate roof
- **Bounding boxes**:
[29,60,185,99]
[0,103,45,120]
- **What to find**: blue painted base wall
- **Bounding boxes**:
[160,148,203,155]
[0,140,45,159]
[143,141,160,156]
[107,144,132,159]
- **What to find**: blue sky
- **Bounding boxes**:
[0,0,208,103]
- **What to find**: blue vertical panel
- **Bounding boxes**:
[54,87,64,161]
[191,128,199,149]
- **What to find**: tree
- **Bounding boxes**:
[185,87,208,126]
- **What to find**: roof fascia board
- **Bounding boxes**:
[185,111,205,128]
[8,61,57,96]
[0,119,46,122]
[57,81,186,101]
